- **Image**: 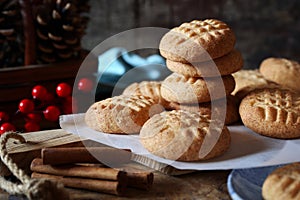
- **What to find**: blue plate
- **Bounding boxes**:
[227,165,284,200]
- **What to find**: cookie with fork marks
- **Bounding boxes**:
[140,110,231,161]
[159,19,236,63]
[239,88,300,139]
[85,95,164,134]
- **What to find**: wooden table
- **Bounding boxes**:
[0,129,231,199]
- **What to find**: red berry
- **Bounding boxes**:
[63,97,78,114]
[26,113,42,123]
[78,78,93,92]
[43,106,60,121]
[24,121,40,132]
[0,111,9,123]
[0,123,16,134]
[19,99,35,113]
[44,92,55,102]
[32,85,48,100]
[56,83,72,97]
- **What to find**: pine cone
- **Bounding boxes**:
[34,0,89,63]
[0,0,24,68]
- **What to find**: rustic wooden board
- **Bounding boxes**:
[1,129,83,176]
[1,129,192,176]
[0,129,231,199]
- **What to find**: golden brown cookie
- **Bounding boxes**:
[262,163,300,200]
[122,81,171,108]
[168,95,240,125]
[159,19,236,63]
[260,57,300,92]
[239,88,300,139]
[166,49,243,77]
[232,69,279,100]
[140,110,231,161]
[161,73,235,103]
[85,95,164,134]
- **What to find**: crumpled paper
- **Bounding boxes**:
[60,113,300,170]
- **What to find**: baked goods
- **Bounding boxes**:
[232,69,271,95]
[259,57,300,92]
[166,49,243,77]
[139,110,231,161]
[168,95,240,125]
[158,18,241,130]
[161,73,235,103]
[232,69,278,100]
[239,87,300,139]
[122,81,170,108]
[122,81,162,101]
[85,95,164,134]
[159,19,236,63]
[262,163,300,200]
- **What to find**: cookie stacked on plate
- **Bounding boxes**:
[159,19,243,125]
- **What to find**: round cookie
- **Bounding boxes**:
[140,110,231,161]
[262,163,300,200]
[166,49,243,77]
[168,95,240,125]
[122,81,170,108]
[161,73,235,104]
[159,19,236,63]
[259,57,300,92]
[85,95,164,134]
[239,88,300,139]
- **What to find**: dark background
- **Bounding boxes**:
[82,0,300,69]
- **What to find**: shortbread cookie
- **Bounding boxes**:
[85,95,164,134]
[161,73,235,103]
[239,88,300,139]
[122,81,170,108]
[159,19,236,63]
[166,49,243,77]
[140,110,231,161]
[260,57,300,92]
[262,163,300,200]
[168,95,240,125]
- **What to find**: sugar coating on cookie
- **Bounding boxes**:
[168,95,240,125]
[85,95,164,134]
[239,88,300,139]
[159,19,236,63]
[122,81,171,107]
[161,73,235,103]
[260,57,300,92]
[140,110,231,161]
[262,163,300,200]
[166,49,243,77]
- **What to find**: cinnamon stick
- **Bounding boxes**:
[41,147,132,166]
[31,172,126,196]
[31,158,127,182]
[127,171,154,190]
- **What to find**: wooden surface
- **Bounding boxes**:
[0,129,231,199]
[66,169,231,200]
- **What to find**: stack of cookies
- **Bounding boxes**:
[159,19,243,125]
[84,19,244,162]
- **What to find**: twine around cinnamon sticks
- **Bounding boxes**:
[30,147,154,196]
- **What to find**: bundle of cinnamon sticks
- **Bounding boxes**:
[30,146,154,196]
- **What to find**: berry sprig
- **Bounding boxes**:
[0,78,94,134]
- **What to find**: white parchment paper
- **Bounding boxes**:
[60,114,300,170]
